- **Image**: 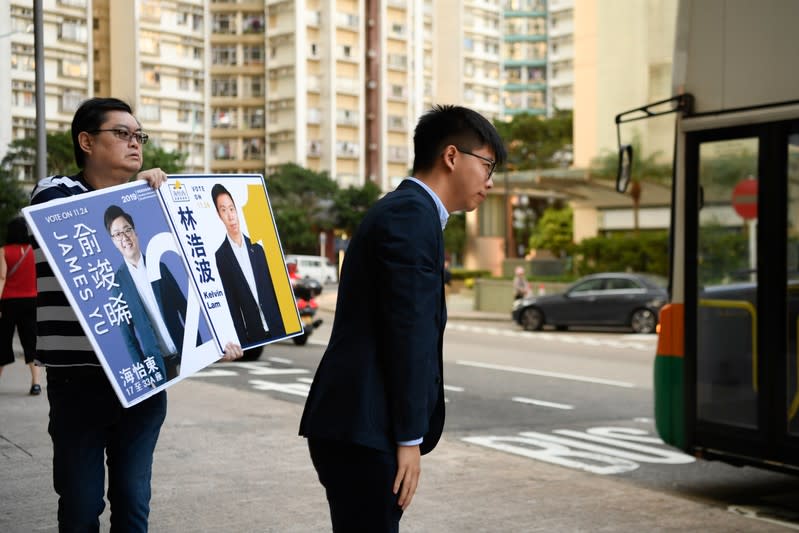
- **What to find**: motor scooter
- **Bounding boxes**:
[292,279,323,346]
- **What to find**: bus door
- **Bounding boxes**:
[687,118,799,467]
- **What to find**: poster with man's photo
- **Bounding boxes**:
[159,174,302,351]
[22,175,300,407]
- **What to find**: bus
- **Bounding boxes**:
[614,0,799,473]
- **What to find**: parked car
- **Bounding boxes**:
[285,254,339,284]
[511,272,668,334]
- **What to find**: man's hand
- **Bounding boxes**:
[393,444,421,511]
[136,168,168,189]
[220,342,243,362]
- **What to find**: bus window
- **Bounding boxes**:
[696,137,759,429]
[787,133,799,437]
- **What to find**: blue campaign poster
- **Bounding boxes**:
[23,181,219,407]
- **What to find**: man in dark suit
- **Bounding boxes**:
[299,105,506,531]
[104,205,188,383]
[212,184,285,347]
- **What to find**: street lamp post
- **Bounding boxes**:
[34,0,46,180]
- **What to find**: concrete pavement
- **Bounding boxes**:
[0,300,788,532]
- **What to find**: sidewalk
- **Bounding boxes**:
[316,285,509,322]
[0,353,785,531]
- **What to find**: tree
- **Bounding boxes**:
[0,169,28,240]
[1,131,78,178]
[267,163,339,254]
[333,181,381,236]
[528,205,573,257]
[443,212,466,265]
[142,143,187,173]
[493,110,573,170]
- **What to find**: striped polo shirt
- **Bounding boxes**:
[30,173,100,367]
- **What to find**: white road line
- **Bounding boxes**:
[445,323,654,351]
[268,357,293,364]
[297,377,314,384]
[444,384,464,392]
[456,360,637,388]
[512,396,574,410]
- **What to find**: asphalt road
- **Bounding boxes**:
[189,309,799,529]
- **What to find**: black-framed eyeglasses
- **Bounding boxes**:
[456,147,496,179]
[90,128,149,145]
[111,226,135,242]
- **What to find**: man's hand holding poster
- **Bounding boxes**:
[23,174,300,407]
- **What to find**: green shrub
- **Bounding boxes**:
[449,268,491,281]
[573,231,669,276]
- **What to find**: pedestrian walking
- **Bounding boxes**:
[0,216,39,395]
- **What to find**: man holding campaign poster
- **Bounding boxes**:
[28,97,244,531]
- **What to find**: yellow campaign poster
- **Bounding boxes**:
[160,174,303,353]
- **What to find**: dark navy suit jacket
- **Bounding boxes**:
[299,180,447,455]
[215,235,285,347]
[115,259,188,380]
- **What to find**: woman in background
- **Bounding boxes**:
[0,217,39,395]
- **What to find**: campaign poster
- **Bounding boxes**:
[23,181,219,407]
[159,174,302,351]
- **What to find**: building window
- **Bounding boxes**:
[243,138,264,159]
[387,145,408,163]
[336,109,358,125]
[212,108,237,128]
[390,84,406,99]
[243,15,265,33]
[212,13,236,34]
[247,76,265,97]
[243,45,264,65]
[140,32,160,55]
[336,141,359,157]
[61,56,87,78]
[211,78,238,97]
[214,141,235,160]
[139,99,160,121]
[59,19,88,42]
[387,115,406,131]
[244,107,265,128]
[212,46,237,65]
[61,90,84,113]
[142,68,161,88]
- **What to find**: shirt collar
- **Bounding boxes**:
[404,177,449,230]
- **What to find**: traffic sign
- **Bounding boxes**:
[731,178,758,220]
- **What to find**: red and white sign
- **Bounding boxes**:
[731,178,758,220]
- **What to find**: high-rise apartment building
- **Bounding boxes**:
[0,0,435,190]
[434,0,503,122]
[501,0,574,119]
[546,0,573,115]
[502,0,547,118]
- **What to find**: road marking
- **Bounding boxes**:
[444,384,464,392]
[512,396,574,410]
[249,379,310,397]
[463,426,694,475]
[297,377,314,384]
[446,323,655,351]
[190,368,238,378]
[456,360,636,388]
[268,357,293,365]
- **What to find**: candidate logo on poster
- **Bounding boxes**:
[23,182,220,407]
[159,174,302,351]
